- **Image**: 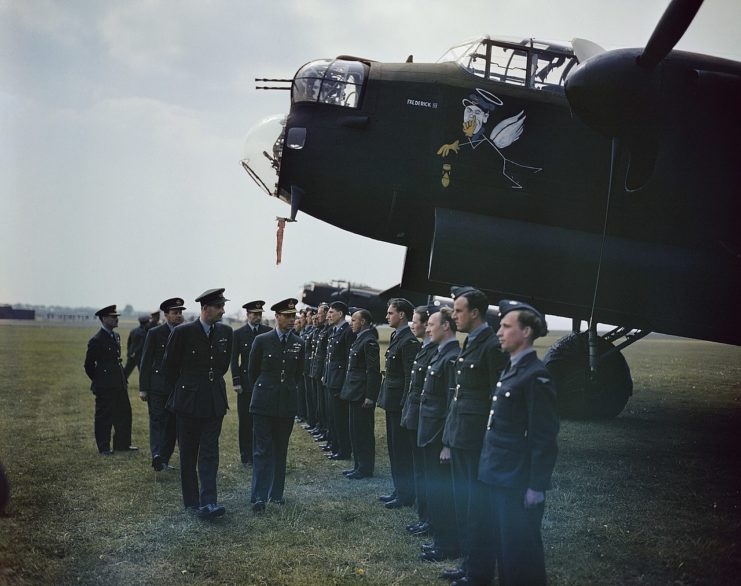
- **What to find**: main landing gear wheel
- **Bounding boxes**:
[543,332,633,419]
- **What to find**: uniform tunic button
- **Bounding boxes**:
[430,371,435,375]
[469,364,474,369]
[456,385,460,390]
[505,391,511,397]
[493,396,498,401]
[457,370,461,375]
[459,358,464,362]
[496,382,502,387]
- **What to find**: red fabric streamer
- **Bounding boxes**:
[276,218,286,265]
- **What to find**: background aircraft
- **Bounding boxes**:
[243,0,741,418]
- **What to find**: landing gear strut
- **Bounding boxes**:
[543,326,649,419]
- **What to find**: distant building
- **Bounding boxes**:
[0,305,35,320]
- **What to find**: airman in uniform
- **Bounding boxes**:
[124,316,150,379]
[163,288,233,519]
[231,300,271,467]
[478,300,559,586]
[139,297,186,471]
[401,306,438,534]
[443,286,508,584]
[248,298,305,512]
[84,305,137,455]
[309,303,330,445]
[378,298,420,509]
[323,301,355,461]
[300,307,317,430]
[417,307,461,562]
[340,309,380,479]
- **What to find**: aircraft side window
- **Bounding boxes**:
[531,53,577,92]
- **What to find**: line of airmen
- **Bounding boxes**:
[83,286,559,586]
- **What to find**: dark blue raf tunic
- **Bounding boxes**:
[139,323,177,464]
[417,337,461,556]
[323,321,355,458]
[231,322,271,464]
[401,340,438,522]
[377,325,420,504]
[301,325,317,427]
[442,325,508,579]
[340,328,381,476]
[248,329,304,504]
[310,325,330,434]
[84,328,132,452]
[478,349,559,586]
[163,319,233,508]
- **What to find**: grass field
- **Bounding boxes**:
[0,322,740,585]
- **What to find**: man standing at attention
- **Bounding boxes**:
[231,300,270,468]
[323,301,354,461]
[340,309,380,479]
[84,305,137,455]
[478,300,558,586]
[139,297,186,471]
[377,298,420,509]
[163,288,233,520]
[248,298,304,512]
[443,287,507,585]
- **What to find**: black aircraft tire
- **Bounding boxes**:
[543,332,633,419]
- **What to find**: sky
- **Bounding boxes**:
[2,0,740,321]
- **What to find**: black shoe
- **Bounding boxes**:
[441,568,465,581]
[421,542,436,552]
[450,578,474,586]
[384,499,404,509]
[197,503,226,519]
[118,445,139,452]
[328,453,349,460]
[268,497,285,505]
[152,455,164,471]
[342,468,357,476]
[410,522,430,535]
[252,500,266,513]
[162,463,177,471]
[378,494,396,503]
[347,471,371,479]
[99,449,113,456]
[420,549,456,562]
[320,444,333,452]
[406,521,422,531]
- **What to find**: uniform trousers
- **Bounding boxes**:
[422,440,459,555]
[304,374,317,428]
[450,447,495,580]
[236,390,253,464]
[296,375,307,420]
[488,487,546,586]
[251,414,294,503]
[313,378,327,431]
[405,428,428,522]
[348,400,375,475]
[176,415,223,508]
[94,388,132,452]
[330,392,351,457]
[148,393,176,463]
[384,411,415,504]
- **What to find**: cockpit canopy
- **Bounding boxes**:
[438,36,578,93]
[292,59,369,108]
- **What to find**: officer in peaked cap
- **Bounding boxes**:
[84,305,137,455]
[139,297,186,471]
[476,300,557,586]
[231,300,271,467]
[163,288,233,519]
[247,298,304,512]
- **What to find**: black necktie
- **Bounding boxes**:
[281,334,287,349]
[208,325,214,342]
[390,330,396,342]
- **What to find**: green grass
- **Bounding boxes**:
[1,324,740,585]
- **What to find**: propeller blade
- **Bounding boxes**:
[572,38,606,63]
[638,0,704,69]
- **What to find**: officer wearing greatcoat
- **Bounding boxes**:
[84,304,137,455]
[477,300,559,586]
[231,300,271,467]
[248,298,305,512]
[163,288,233,519]
[377,298,420,509]
[443,286,508,584]
[340,308,380,479]
[139,297,186,471]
